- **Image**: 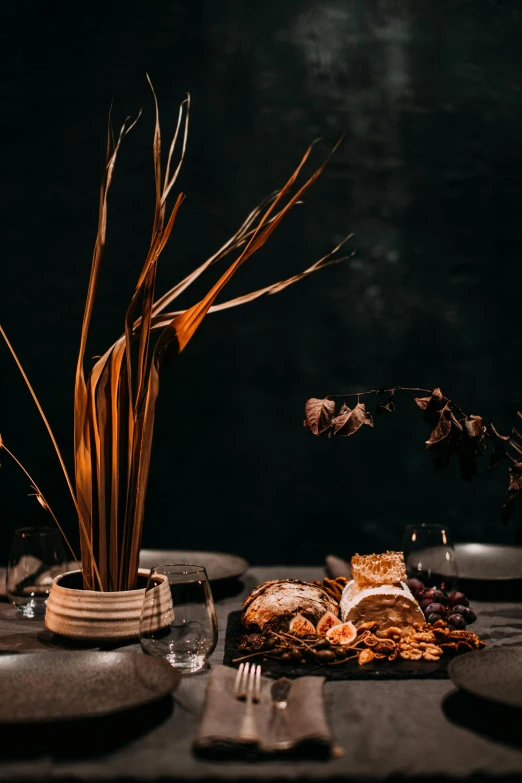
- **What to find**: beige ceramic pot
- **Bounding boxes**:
[45,568,173,641]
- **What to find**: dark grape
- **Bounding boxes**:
[447,613,467,629]
[431,589,449,605]
[425,602,447,616]
[415,589,426,601]
[427,613,442,624]
[464,607,477,625]
[423,588,436,601]
[420,598,434,611]
[407,578,425,593]
[451,605,469,616]
[449,592,469,608]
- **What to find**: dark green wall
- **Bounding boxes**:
[1,0,521,564]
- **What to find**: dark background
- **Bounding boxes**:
[1,0,521,566]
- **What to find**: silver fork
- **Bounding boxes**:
[234,662,262,742]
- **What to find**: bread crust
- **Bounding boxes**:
[241,579,339,633]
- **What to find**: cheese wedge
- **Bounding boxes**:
[340,580,424,631]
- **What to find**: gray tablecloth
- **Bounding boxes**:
[0,565,521,782]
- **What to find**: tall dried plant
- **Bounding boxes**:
[1,83,351,591]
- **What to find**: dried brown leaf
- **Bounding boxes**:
[304,398,336,435]
[333,402,374,437]
[486,422,511,472]
[415,388,446,426]
[426,403,453,447]
[510,425,522,457]
[456,416,485,481]
[502,460,522,525]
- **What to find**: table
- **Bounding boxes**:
[0,565,521,782]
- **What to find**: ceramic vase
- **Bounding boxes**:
[45,568,173,641]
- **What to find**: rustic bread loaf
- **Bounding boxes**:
[241,579,339,633]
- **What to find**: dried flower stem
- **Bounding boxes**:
[327,386,470,419]
[0,441,81,571]
[232,650,270,664]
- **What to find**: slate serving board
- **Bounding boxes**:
[223,611,450,680]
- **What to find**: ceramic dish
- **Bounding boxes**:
[139,549,248,582]
[0,651,180,723]
[448,647,522,708]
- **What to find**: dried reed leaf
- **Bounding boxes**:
[0,440,81,572]
[149,237,352,324]
[154,139,343,363]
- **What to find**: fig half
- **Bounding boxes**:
[289,613,316,636]
[316,611,341,636]
[326,621,357,646]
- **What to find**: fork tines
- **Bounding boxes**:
[234,662,261,702]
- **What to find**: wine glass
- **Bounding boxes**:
[402,523,458,592]
[6,527,67,618]
[139,564,218,673]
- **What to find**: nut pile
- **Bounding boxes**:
[355,620,484,664]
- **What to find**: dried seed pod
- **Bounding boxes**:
[375,641,396,655]
[315,649,336,663]
[313,637,331,650]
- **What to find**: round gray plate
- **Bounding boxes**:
[0,651,180,723]
[449,647,522,708]
[453,543,522,581]
[139,550,249,582]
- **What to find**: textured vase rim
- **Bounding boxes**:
[52,568,154,596]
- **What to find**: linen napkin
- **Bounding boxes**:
[194,665,334,759]
[325,554,351,580]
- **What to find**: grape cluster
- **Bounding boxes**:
[406,578,477,630]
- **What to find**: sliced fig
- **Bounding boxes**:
[326,621,357,646]
[316,611,342,636]
[289,613,316,636]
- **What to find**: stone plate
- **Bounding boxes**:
[453,543,522,581]
[448,647,522,708]
[0,651,180,723]
[0,550,249,599]
[139,550,249,583]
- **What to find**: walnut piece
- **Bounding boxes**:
[400,648,423,661]
[378,626,403,640]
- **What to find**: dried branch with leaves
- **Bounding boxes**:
[304,387,522,522]
[1,81,349,591]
